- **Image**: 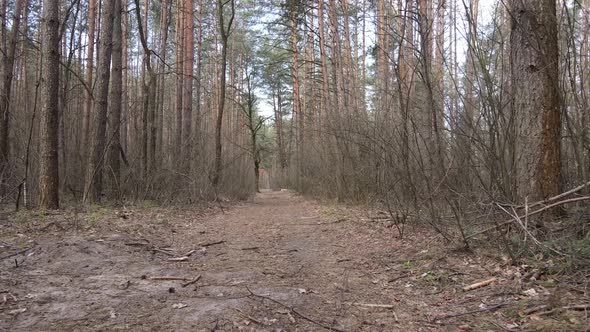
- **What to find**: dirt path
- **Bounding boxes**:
[1,191,588,331]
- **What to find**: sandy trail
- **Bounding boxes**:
[1,191,587,331]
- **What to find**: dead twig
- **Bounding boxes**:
[0,247,33,260]
[149,276,192,281]
[200,240,225,247]
[462,277,497,291]
[434,302,511,321]
[167,256,189,262]
[388,272,410,283]
[234,308,264,325]
[246,286,348,332]
[241,247,260,251]
[522,304,550,315]
[318,218,348,225]
[535,303,590,316]
[325,301,395,309]
[152,248,176,256]
[467,196,590,239]
[183,249,197,256]
[182,275,202,287]
[498,204,566,256]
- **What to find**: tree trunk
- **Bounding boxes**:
[0,0,24,193]
[175,0,184,171]
[156,0,169,169]
[108,0,123,199]
[212,0,235,188]
[84,0,116,203]
[290,0,302,190]
[82,0,96,172]
[39,0,60,209]
[182,0,194,174]
[510,0,561,200]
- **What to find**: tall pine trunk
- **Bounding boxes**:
[84,0,116,203]
[108,0,123,199]
[39,0,60,209]
[511,0,561,201]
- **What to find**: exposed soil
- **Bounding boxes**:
[1,191,588,331]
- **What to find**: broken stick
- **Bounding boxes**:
[182,275,202,287]
[200,240,225,247]
[167,256,190,262]
[463,277,497,291]
[149,276,192,281]
[326,301,395,309]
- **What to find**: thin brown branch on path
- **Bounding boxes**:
[183,249,197,256]
[462,277,497,291]
[0,247,33,260]
[241,247,260,251]
[200,240,225,247]
[149,276,192,281]
[433,302,512,321]
[245,286,348,332]
[167,256,189,262]
[325,300,396,309]
[535,303,590,316]
[234,308,264,325]
[153,248,176,256]
[182,275,202,287]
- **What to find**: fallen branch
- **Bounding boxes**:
[182,275,202,287]
[513,180,590,210]
[388,272,410,283]
[149,276,192,281]
[566,304,590,311]
[234,308,264,325]
[152,247,176,256]
[536,303,590,316]
[246,287,348,332]
[498,205,566,256]
[434,302,511,321]
[183,249,196,256]
[318,218,348,225]
[200,240,225,247]
[462,277,497,291]
[522,304,550,315]
[0,247,33,260]
[167,256,189,262]
[326,301,395,309]
[467,196,590,239]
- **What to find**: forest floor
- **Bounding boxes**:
[0,190,589,331]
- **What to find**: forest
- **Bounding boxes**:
[1,0,590,330]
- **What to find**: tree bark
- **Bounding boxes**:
[510,0,561,200]
[0,0,25,192]
[291,0,302,190]
[108,0,123,199]
[212,0,235,188]
[175,0,184,171]
[182,0,194,174]
[82,0,96,171]
[39,0,60,209]
[84,0,116,203]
